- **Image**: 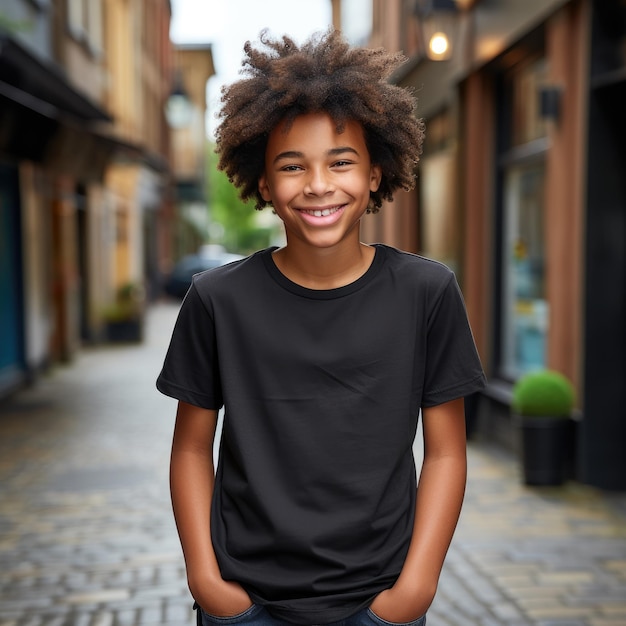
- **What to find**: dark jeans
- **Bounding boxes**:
[195,603,426,626]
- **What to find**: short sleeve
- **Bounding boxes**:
[156,281,223,409]
[421,273,486,407]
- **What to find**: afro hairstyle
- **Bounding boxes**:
[215,28,424,212]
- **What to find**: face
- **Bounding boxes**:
[258,112,382,251]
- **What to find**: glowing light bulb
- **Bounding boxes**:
[429,32,450,58]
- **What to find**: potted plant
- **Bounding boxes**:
[512,369,575,486]
[102,282,145,343]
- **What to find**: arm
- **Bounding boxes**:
[370,397,467,622]
[170,401,253,615]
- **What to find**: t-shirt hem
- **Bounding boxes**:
[251,593,376,625]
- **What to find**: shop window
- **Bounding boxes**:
[501,162,546,377]
[497,56,548,378]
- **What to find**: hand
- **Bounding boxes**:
[369,584,433,624]
[190,575,253,618]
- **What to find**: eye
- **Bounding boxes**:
[332,160,353,168]
[280,164,303,172]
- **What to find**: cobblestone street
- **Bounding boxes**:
[1,303,625,626]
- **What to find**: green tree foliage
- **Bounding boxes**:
[206,144,276,255]
[0,13,32,33]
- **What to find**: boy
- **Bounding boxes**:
[157,29,486,626]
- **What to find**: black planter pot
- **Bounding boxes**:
[520,416,571,486]
[105,318,143,343]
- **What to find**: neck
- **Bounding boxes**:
[272,238,375,290]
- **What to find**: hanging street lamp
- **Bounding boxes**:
[165,69,193,129]
[413,0,462,61]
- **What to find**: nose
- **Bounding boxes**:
[304,166,333,196]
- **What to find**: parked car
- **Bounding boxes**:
[164,247,243,299]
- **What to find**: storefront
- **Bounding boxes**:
[464,0,625,489]
[0,32,113,390]
[395,0,625,488]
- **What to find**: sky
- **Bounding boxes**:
[169,0,334,136]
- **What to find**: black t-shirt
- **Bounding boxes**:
[157,245,486,624]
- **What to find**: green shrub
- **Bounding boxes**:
[512,370,575,418]
[102,282,145,322]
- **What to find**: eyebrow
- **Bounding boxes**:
[272,146,359,165]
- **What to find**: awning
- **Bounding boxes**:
[0,78,58,161]
[0,34,168,180]
[0,33,111,122]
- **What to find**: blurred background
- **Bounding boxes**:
[1,0,624,488]
[1,2,625,624]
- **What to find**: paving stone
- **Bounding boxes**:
[62,590,131,605]
[535,621,587,626]
[90,613,114,626]
[71,614,93,626]
[163,601,191,624]
[526,607,597,620]
[114,609,139,626]
[18,618,43,626]
[137,606,162,624]
[538,572,596,586]
[491,602,527,621]
[598,604,626,617]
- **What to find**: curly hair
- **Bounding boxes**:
[215,28,424,212]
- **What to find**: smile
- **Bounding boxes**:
[299,206,342,217]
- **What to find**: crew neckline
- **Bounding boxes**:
[261,245,386,300]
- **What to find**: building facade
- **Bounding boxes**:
[0,0,175,395]
[343,0,625,489]
[167,43,215,262]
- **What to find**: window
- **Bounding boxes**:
[67,0,86,38]
[67,0,102,55]
[86,1,103,54]
[501,162,546,377]
[27,0,50,9]
[497,55,548,378]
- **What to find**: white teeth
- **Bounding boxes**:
[304,207,339,217]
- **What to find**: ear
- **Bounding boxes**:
[258,173,272,203]
[369,164,382,192]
